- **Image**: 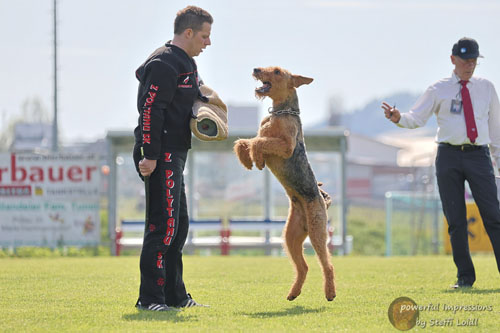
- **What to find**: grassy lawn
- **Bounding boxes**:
[1,255,499,332]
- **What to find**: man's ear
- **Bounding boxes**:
[184,28,194,39]
[450,55,456,65]
[292,75,314,88]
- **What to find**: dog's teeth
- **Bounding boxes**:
[256,82,271,93]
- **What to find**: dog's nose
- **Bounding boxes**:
[253,68,261,74]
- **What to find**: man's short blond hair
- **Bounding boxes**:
[174,6,213,35]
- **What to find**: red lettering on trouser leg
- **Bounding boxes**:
[162,154,175,247]
[157,278,165,286]
[166,207,174,217]
[156,252,163,269]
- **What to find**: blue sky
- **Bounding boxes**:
[1,0,500,142]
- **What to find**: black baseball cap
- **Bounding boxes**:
[452,37,483,59]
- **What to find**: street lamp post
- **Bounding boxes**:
[52,0,58,152]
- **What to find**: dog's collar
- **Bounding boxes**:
[268,107,300,116]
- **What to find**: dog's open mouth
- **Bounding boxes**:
[255,81,271,94]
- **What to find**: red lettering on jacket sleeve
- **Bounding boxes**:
[139,62,176,159]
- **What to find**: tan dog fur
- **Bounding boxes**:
[233,66,336,301]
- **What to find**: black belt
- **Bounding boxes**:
[439,142,485,152]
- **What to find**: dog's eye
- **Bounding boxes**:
[274,69,281,75]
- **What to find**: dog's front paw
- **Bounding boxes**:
[242,159,254,170]
[239,153,254,170]
[249,140,265,170]
[255,158,265,170]
[251,149,265,170]
[234,140,254,170]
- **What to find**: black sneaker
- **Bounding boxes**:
[451,277,474,289]
[177,293,209,308]
[136,301,180,312]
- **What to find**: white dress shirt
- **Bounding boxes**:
[398,71,500,166]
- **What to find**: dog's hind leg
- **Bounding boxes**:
[283,203,308,301]
[233,139,253,170]
[306,200,336,301]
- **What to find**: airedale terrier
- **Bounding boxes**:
[233,66,336,301]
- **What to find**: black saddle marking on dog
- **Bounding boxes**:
[282,141,320,202]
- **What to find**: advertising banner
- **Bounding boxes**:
[0,153,101,247]
[497,177,500,209]
[444,202,493,254]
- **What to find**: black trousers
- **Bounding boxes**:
[133,146,189,306]
[436,144,500,283]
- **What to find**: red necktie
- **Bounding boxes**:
[460,80,478,143]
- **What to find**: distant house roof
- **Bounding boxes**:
[347,132,402,166]
[377,129,437,167]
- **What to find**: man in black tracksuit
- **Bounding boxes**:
[132,6,213,311]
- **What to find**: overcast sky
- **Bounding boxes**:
[1,0,500,142]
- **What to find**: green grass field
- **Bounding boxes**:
[1,255,499,332]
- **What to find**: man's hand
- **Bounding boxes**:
[381,102,401,123]
[139,158,157,177]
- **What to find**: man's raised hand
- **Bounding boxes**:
[381,102,401,123]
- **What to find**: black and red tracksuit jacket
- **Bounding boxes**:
[134,42,203,159]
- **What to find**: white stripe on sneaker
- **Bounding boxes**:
[179,294,209,308]
[136,302,179,312]
[185,299,196,307]
[149,304,163,311]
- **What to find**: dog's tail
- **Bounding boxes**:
[318,182,332,209]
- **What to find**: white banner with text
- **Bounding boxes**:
[0,153,101,247]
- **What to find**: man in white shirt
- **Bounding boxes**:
[381,37,500,289]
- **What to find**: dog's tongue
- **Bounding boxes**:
[256,82,271,93]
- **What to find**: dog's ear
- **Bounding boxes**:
[292,75,313,88]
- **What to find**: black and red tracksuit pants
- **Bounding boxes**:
[133,148,190,306]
